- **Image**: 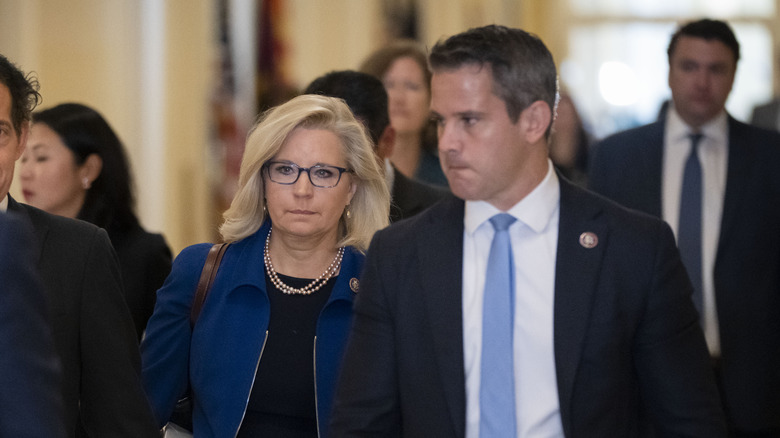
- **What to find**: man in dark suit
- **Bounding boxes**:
[331,25,725,437]
[304,70,448,223]
[0,212,67,438]
[0,54,158,437]
[590,19,780,437]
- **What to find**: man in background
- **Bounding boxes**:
[304,70,448,223]
[590,19,780,437]
[0,53,158,437]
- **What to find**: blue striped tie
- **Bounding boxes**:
[678,133,704,316]
[480,213,517,438]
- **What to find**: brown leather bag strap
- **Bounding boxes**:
[190,243,229,328]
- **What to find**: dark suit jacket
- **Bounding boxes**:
[589,117,780,432]
[389,166,449,223]
[0,213,67,438]
[7,197,159,438]
[111,223,172,340]
[750,98,780,131]
[331,180,726,437]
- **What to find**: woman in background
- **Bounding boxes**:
[360,39,448,187]
[549,93,593,187]
[141,94,390,437]
[20,103,172,340]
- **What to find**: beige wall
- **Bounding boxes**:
[1,0,215,254]
[2,0,777,256]
[0,0,549,256]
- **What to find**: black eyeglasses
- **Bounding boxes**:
[263,161,352,188]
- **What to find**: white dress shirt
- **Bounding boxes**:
[463,160,564,438]
[1,194,8,212]
[662,107,728,356]
[383,158,395,191]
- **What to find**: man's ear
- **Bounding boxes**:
[519,100,552,145]
[376,125,395,161]
[14,122,29,160]
[80,153,103,184]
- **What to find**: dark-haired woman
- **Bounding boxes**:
[20,102,172,339]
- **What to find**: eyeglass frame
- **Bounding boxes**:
[262,160,353,188]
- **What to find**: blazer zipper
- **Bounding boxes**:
[233,330,268,438]
[313,336,321,438]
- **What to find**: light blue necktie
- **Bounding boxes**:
[480,213,517,438]
[678,133,704,315]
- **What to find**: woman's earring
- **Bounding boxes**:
[345,206,352,219]
[82,177,91,189]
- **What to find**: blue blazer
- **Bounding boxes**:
[142,220,363,437]
[589,117,780,432]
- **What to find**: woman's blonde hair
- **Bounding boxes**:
[220,94,390,251]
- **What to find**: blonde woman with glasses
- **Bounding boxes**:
[141,94,389,438]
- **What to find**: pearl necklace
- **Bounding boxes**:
[264,227,344,295]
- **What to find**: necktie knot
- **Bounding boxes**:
[489,213,516,232]
[689,133,704,153]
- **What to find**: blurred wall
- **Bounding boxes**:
[2,0,776,255]
[1,0,215,254]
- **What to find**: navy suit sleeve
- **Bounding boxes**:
[0,214,67,438]
[77,227,160,437]
[633,221,727,436]
[587,134,623,198]
[330,230,402,437]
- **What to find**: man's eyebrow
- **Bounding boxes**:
[455,110,481,117]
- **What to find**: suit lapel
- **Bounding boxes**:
[553,179,608,437]
[6,196,46,264]
[389,168,413,223]
[416,197,467,437]
[718,118,752,251]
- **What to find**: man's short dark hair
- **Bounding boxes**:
[0,54,41,135]
[667,19,740,64]
[304,70,389,147]
[429,24,558,130]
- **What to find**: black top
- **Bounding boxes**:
[237,272,336,437]
[110,223,172,340]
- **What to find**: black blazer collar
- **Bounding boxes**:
[6,196,46,264]
[393,182,617,436]
[415,196,467,437]
[552,178,609,436]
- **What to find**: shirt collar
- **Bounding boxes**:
[465,160,560,234]
[667,105,728,145]
[0,194,7,212]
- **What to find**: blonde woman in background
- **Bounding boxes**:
[141,94,390,438]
